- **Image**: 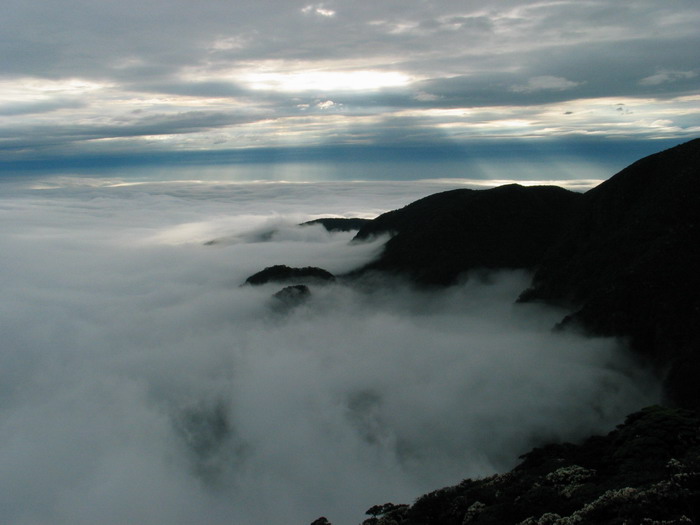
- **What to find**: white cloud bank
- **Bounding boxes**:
[0,178,659,525]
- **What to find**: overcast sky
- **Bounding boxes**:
[1,0,699,177]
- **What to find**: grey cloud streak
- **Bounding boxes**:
[0,0,698,172]
[0,97,85,116]
[0,110,265,154]
[3,1,697,90]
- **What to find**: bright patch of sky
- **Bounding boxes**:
[240,70,412,92]
[0,0,698,178]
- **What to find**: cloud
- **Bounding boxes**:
[316,100,338,110]
[510,76,581,93]
[239,70,413,93]
[0,98,85,116]
[302,4,336,18]
[0,1,698,171]
[640,70,698,86]
[0,109,267,160]
[0,178,660,524]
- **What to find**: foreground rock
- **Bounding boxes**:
[244,265,335,285]
[313,406,700,525]
[352,185,582,286]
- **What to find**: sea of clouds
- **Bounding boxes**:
[0,176,659,525]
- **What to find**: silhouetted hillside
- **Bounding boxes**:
[520,138,700,408]
[353,185,582,285]
[301,217,371,232]
[315,139,700,525]
[349,139,700,408]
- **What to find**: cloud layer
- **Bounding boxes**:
[0,179,660,524]
[0,1,698,173]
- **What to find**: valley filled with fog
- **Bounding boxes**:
[0,177,659,525]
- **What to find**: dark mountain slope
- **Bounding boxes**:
[309,140,700,524]
[339,406,700,525]
[309,140,700,525]
[349,139,700,407]
[519,138,700,408]
[353,184,583,285]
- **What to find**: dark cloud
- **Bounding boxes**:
[0,110,266,157]
[0,98,85,116]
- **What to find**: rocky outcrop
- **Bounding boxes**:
[272,284,311,308]
[313,406,700,525]
[244,265,335,286]
[301,218,371,232]
[352,185,582,286]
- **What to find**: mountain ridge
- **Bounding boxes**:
[350,138,700,409]
[312,138,700,524]
[520,138,700,408]
[352,184,583,286]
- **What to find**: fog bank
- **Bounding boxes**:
[0,178,659,525]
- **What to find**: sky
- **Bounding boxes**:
[0,179,660,524]
[1,0,699,180]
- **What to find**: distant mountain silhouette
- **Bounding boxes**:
[301,217,371,232]
[352,184,582,285]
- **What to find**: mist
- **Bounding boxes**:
[0,177,659,525]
